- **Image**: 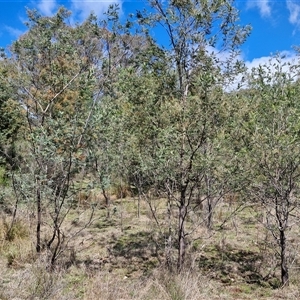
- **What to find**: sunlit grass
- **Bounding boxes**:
[1,195,300,299]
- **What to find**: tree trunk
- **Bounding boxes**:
[50,227,61,269]
[36,183,42,253]
[207,197,213,230]
[137,193,141,218]
[280,228,289,286]
[6,175,19,240]
[165,196,173,271]
[205,175,213,230]
[177,196,186,272]
[102,187,110,219]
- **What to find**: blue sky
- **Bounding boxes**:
[0,0,300,68]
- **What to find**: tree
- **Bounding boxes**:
[239,56,300,286]
[9,8,99,266]
[0,58,23,170]
[116,0,251,272]
[1,1,251,273]
[84,4,153,220]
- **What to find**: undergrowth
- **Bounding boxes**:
[0,199,300,299]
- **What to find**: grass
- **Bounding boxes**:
[1,195,300,299]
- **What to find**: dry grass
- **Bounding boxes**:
[83,269,222,300]
[1,196,300,299]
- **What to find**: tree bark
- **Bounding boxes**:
[207,197,213,230]
[177,194,187,272]
[166,196,173,271]
[280,228,289,286]
[102,187,110,219]
[36,182,42,253]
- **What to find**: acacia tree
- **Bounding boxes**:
[84,5,153,220]
[116,0,251,272]
[0,58,23,170]
[239,57,300,286]
[9,8,100,266]
[0,56,26,241]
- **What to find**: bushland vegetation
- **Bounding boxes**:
[1,1,300,298]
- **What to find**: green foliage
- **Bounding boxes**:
[83,0,251,272]
[234,55,300,286]
[240,57,300,202]
[0,60,24,173]
[6,8,102,263]
[6,0,300,286]
[0,166,8,186]
[0,61,19,138]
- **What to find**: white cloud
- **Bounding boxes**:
[34,0,121,23]
[37,0,57,15]
[247,0,272,18]
[5,26,24,38]
[286,0,300,27]
[229,51,299,90]
[71,0,122,21]
[245,50,298,71]
[224,50,299,91]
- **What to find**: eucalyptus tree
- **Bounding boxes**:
[239,56,300,286]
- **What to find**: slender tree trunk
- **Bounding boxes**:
[50,227,61,269]
[136,177,143,218]
[280,228,289,286]
[6,174,19,240]
[36,181,42,253]
[205,175,213,230]
[177,191,187,272]
[207,198,213,230]
[137,193,141,218]
[102,187,110,219]
[120,179,124,232]
[166,196,173,271]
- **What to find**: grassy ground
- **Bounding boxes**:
[0,195,300,299]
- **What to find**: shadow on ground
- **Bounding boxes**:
[198,244,279,287]
[108,230,163,274]
[112,231,160,259]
